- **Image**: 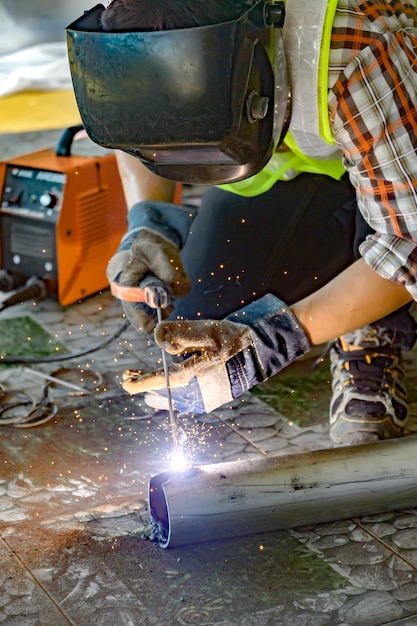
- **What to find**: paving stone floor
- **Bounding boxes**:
[2,130,417,625]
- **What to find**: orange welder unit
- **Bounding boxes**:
[0,126,127,306]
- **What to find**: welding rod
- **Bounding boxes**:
[155,305,183,455]
[24,368,90,394]
[111,278,186,454]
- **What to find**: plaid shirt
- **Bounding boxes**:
[327,0,417,297]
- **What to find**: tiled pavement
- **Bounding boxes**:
[2,131,417,625]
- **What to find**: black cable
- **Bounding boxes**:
[0,319,130,364]
[0,277,48,312]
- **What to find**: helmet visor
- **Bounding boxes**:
[67,1,290,185]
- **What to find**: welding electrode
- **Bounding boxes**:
[111,277,186,455]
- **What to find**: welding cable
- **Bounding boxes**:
[0,368,103,427]
[0,269,26,293]
[0,319,130,364]
[0,383,57,428]
[0,276,49,312]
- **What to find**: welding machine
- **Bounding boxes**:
[0,126,127,306]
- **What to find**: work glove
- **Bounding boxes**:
[122,294,311,415]
[107,201,196,333]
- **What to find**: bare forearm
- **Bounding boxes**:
[116,151,176,207]
[291,259,412,345]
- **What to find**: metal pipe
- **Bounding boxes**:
[148,436,417,548]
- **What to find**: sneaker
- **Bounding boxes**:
[329,325,408,445]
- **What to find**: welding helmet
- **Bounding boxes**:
[66,1,290,185]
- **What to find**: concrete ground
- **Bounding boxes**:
[2,130,417,626]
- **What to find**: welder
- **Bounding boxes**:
[67,0,417,446]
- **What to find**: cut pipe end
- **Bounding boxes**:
[148,466,200,548]
[148,471,171,548]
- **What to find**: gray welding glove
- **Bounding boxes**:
[122,294,311,414]
[107,201,197,333]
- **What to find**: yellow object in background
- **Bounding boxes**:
[0,89,81,133]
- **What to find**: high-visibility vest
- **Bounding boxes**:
[221,0,345,197]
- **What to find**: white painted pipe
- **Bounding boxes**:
[148,436,417,548]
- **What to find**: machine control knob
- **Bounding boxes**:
[39,192,58,209]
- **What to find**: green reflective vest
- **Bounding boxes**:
[221,0,345,197]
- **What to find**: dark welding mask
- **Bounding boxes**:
[66,1,290,185]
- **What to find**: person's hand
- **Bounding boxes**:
[108,228,191,333]
[122,295,311,414]
[107,200,197,333]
